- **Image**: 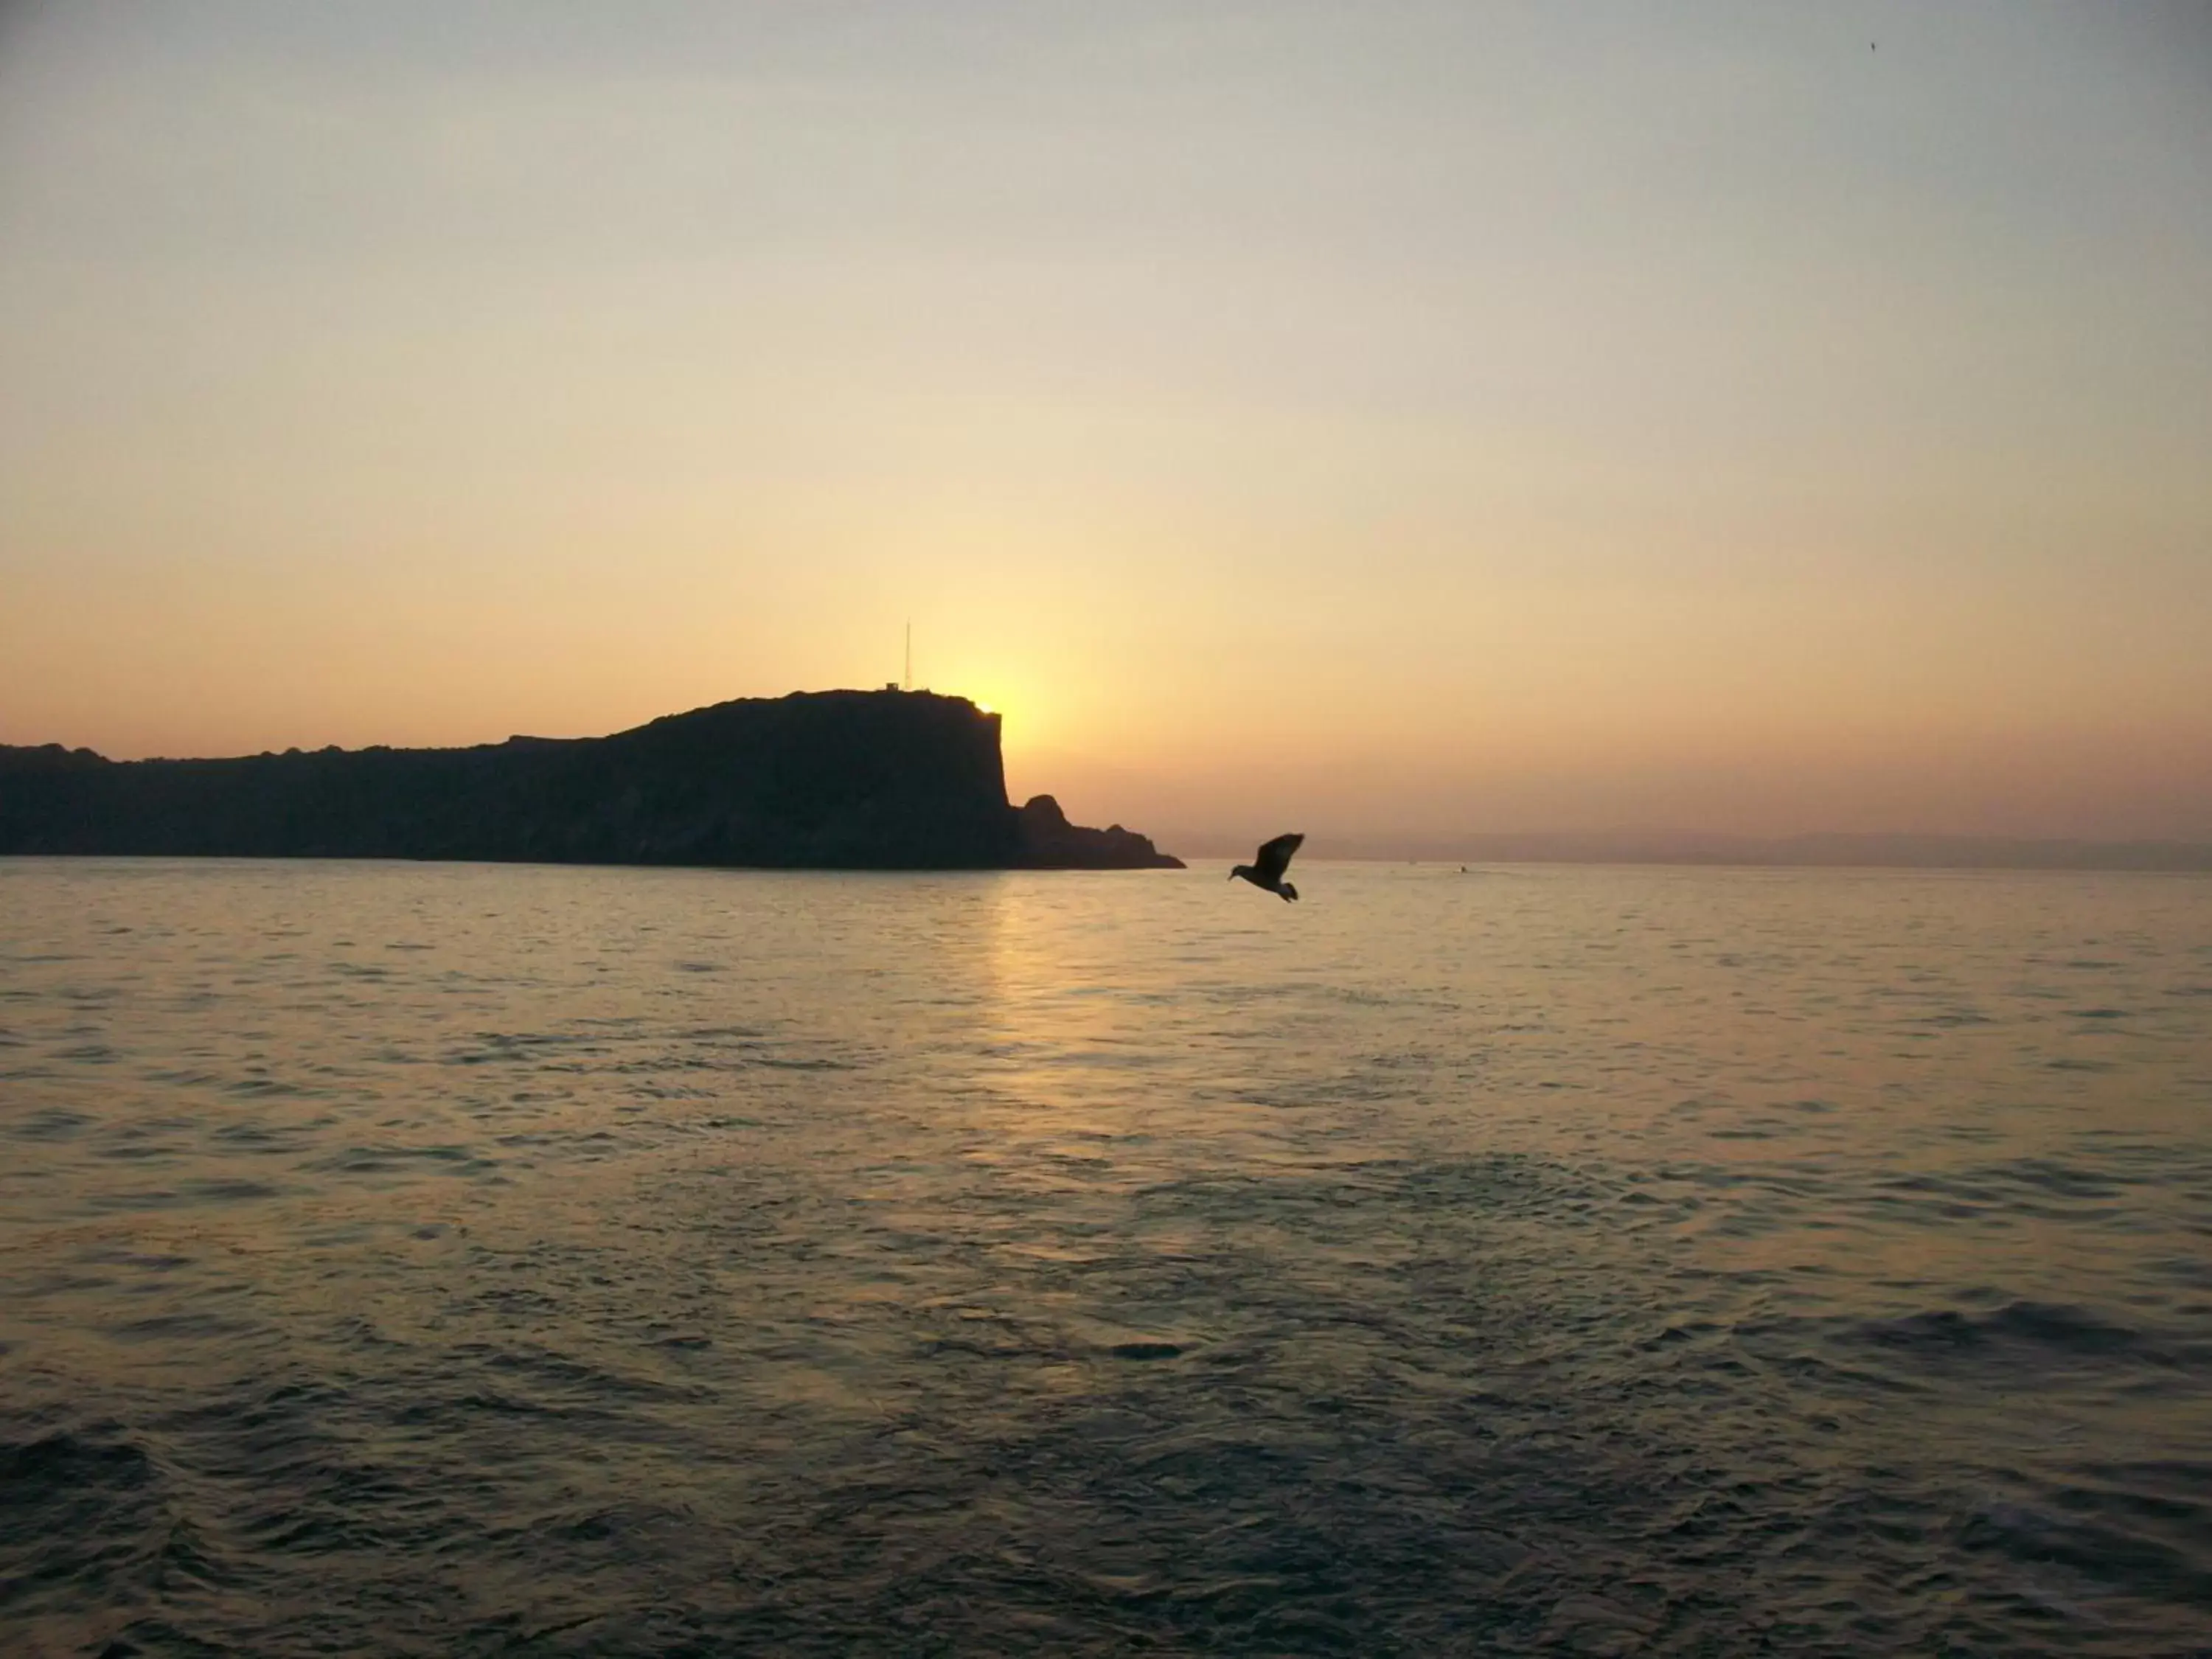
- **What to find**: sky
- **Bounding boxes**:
[2,1,2208,849]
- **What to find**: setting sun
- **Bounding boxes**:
[1,7,2208,1652]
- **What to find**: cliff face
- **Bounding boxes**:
[0,690,1182,872]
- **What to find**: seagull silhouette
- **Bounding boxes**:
[1231,832,1304,902]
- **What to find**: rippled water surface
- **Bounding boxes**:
[3,857,2209,1655]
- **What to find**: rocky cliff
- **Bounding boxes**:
[0,690,1182,872]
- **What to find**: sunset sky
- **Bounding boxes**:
[3,2,2207,848]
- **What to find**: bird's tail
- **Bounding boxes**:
[1280,883,1298,902]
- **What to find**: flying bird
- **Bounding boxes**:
[1231,832,1304,902]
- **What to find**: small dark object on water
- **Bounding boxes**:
[1231,832,1304,902]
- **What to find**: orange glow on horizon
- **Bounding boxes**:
[0,7,2205,844]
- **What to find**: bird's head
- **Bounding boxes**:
[1228,864,1249,882]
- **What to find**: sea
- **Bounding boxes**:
[1,856,2208,1657]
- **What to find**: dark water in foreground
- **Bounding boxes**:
[1,858,2208,1657]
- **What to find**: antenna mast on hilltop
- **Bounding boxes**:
[904,621,911,692]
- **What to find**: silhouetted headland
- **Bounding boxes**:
[0,690,1183,872]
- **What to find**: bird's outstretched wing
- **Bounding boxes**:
[1253,832,1304,886]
